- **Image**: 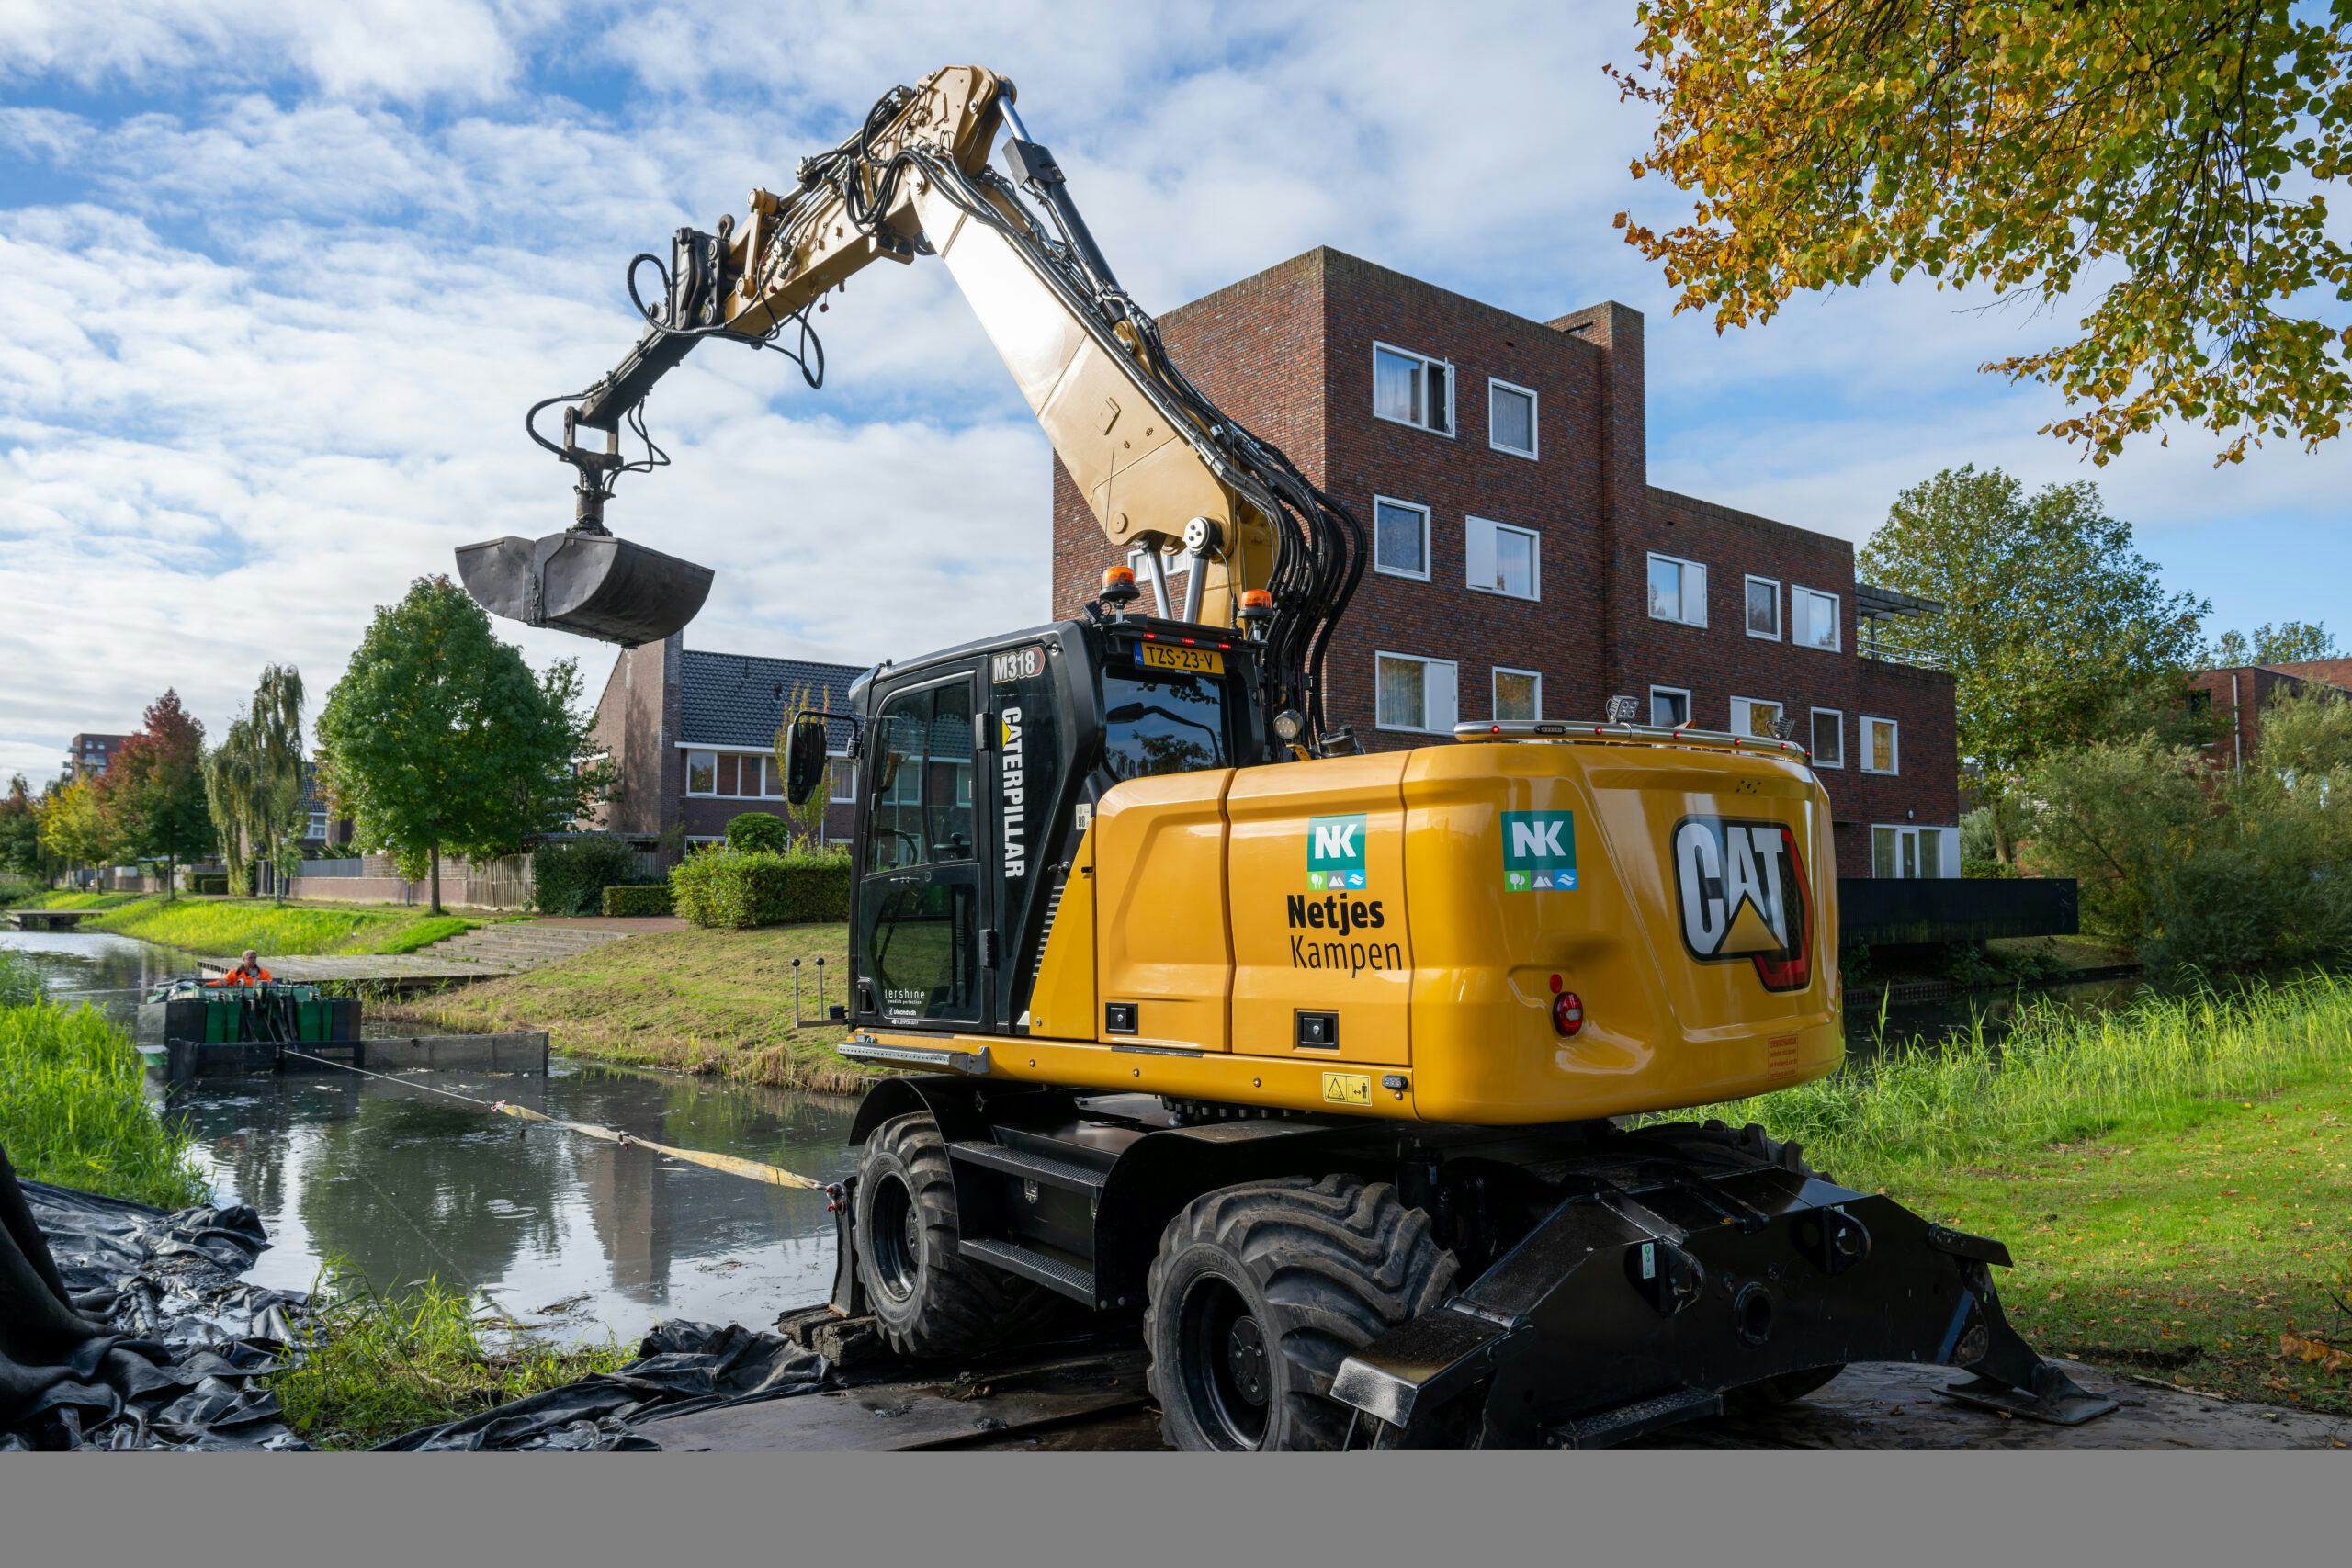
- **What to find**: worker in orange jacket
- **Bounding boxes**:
[208,949,273,987]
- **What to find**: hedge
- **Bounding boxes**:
[191,873,228,896]
[603,883,674,918]
[725,812,792,852]
[670,847,853,930]
[534,835,645,916]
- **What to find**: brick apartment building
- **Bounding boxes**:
[62,732,132,782]
[1052,247,1960,881]
[2189,659,2352,776]
[587,633,863,858]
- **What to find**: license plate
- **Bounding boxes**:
[1138,643,1225,676]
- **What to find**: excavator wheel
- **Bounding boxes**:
[854,1112,1073,1359]
[1145,1174,1457,1451]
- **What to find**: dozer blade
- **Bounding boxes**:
[456,529,714,647]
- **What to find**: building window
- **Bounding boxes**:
[1730,696,1783,739]
[829,758,857,804]
[1792,586,1840,651]
[1487,378,1537,459]
[1466,516,1539,600]
[686,750,717,795]
[307,809,330,840]
[1493,667,1541,721]
[1809,708,1844,768]
[761,755,785,797]
[1872,824,1951,880]
[1373,496,1430,581]
[1649,685,1691,727]
[1646,552,1707,627]
[1860,716,1899,774]
[1373,343,1453,435]
[1745,575,1781,640]
[1375,651,1458,734]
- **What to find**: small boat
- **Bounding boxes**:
[136,977,363,1079]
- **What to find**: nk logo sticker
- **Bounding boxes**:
[1500,810,1577,892]
[1306,814,1368,890]
[1671,816,1812,993]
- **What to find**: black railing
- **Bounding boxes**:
[1838,877,2078,947]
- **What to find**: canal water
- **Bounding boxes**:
[4,928,2144,1343]
[4,930,856,1344]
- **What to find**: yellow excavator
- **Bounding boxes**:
[459,65,2112,1450]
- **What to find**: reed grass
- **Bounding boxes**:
[1715,972,2352,1185]
[268,1261,628,1450]
[0,952,202,1207]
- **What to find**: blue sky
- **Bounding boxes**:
[3,0,2346,783]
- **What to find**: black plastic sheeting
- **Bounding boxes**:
[1,1145,307,1450]
[378,1322,831,1451]
[4,1144,840,1453]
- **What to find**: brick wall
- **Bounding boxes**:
[1050,244,1962,875]
[586,635,679,840]
[2188,664,2327,778]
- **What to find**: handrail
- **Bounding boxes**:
[1451,718,1813,761]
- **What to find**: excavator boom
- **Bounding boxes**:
[460,65,1362,746]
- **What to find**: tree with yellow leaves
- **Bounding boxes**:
[1611,1,2352,464]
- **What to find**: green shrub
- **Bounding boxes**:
[0,874,36,908]
[531,835,643,915]
[1960,857,2016,879]
[670,847,852,930]
[603,883,674,918]
[725,812,793,852]
[190,872,229,895]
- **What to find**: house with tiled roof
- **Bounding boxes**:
[585,633,866,858]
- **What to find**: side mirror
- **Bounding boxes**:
[785,712,831,806]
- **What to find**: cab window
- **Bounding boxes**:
[1101,663,1233,780]
[866,679,977,873]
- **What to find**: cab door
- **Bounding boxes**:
[856,668,989,1031]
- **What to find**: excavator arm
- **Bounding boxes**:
[460,65,1363,746]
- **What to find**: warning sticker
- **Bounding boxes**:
[1320,1071,1372,1107]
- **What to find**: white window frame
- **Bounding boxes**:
[1372,341,1455,437]
[1371,494,1432,582]
[1646,551,1708,628]
[1648,684,1692,728]
[1486,377,1538,460]
[684,747,777,799]
[827,754,857,804]
[1860,716,1900,775]
[685,750,718,797]
[1744,574,1781,641]
[1374,650,1460,735]
[1729,696,1784,740]
[1872,824,1953,880]
[1808,707,1844,769]
[1465,515,1541,602]
[1491,665,1543,722]
[1792,585,1841,652]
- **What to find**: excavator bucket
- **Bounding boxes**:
[456,529,714,647]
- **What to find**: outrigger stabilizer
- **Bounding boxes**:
[818,1087,2115,1450]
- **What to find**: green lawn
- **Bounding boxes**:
[74,894,482,958]
[379,922,880,1092]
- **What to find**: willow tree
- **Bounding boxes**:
[203,665,307,897]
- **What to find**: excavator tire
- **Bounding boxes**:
[1686,1119,1848,1413]
[854,1112,1073,1359]
[1145,1174,1457,1451]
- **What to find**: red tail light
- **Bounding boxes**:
[1552,990,1584,1036]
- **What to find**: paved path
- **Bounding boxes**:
[197,919,648,987]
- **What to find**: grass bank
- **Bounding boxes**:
[74,894,480,958]
[379,922,880,1092]
[17,889,143,911]
[0,952,203,1207]
[268,1264,626,1450]
[1716,975,2352,1409]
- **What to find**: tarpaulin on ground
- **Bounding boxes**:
[377,1321,831,1451]
[0,1143,306,1450]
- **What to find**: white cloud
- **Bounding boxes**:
[1,0,2346,785]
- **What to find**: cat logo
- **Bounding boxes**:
[1670,816,1812,992]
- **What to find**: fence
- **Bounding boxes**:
[287,852,537,910]
[1838,876,2078,947]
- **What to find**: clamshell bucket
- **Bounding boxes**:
[456,528,714,647]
